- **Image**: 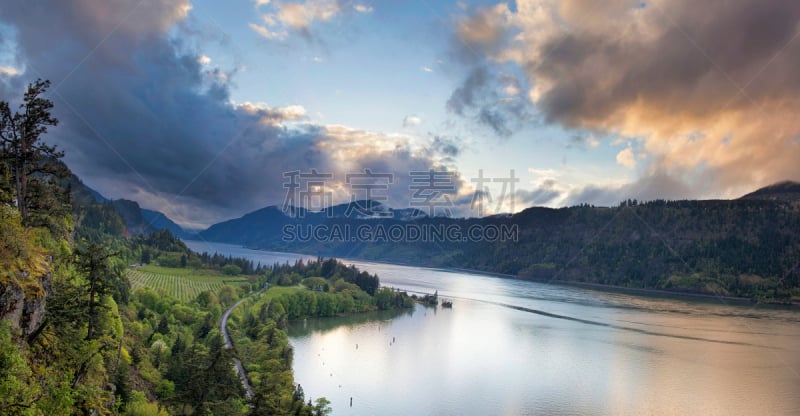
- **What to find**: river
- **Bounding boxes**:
[184,240,800,415]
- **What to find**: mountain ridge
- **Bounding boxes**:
[740,180,800,202]
[194,182,800,302]
[69,175,187,237]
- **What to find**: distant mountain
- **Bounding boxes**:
[324,200,426,220]
[89,188,108,203]
[107,199,190,237]
[200,189,800,302]
[199,200,425,246]
[110,199,153,236]
[201,205,296,245]
[67,174,102,206]
[740,181,800,202]
[141,208,189,238]
[68,175,186,237]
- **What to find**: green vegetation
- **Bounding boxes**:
[207,198,800,303]
[0,80,410,415]
[0,205,49,286]
[0,78,66,227]
[224,258,411,414]
[2,76,796,416]
[127,267,248,303]
[117,280,248,414]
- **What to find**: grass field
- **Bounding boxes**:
[258,285,303,300]
[126,266,248,302]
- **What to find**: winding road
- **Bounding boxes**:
[220,298,254,399]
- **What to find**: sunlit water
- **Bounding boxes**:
[185,241,800,415]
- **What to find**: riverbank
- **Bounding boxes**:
[181,241,800,415]
[252,246,800,307]
[279,250,793,307]
[549,280,756,305]
[184,240,797,307]
[223,260,415,415]
[286,275,800,416]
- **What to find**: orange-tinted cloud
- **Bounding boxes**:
[0,0,462,227]
[250,0,367,42]
[456,0,800,199]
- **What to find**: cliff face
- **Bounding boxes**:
[0,269,52,342]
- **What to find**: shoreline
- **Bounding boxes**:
[184,240,798,308]
[548,280,755,304]
[310,254,799,308]
[318,255,778,306]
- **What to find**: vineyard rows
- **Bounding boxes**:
[126,269,236,302]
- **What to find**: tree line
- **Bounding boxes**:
[0,79,412,414]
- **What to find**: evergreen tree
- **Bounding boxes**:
[0,79,63,224]
[74,243,124,340]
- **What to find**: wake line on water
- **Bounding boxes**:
[440,294,774,349]
[496,302,768,347]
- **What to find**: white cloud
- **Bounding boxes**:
[503,84,519,96]
[0,66,20,76]
[197,54,211,65]
[261,13,278,26]
[251,0,373,41]
[421,66,433,73]
[249,22,287,40]
[586,135,600,148]
[312,56,324,63]
[235,102,307,124]
[528,167,560,179]
[274,104,308,120]
[616,146,637,170]
[278,2,339,30]
[403,115,422,127]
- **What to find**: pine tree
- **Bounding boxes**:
[0,79,63,224]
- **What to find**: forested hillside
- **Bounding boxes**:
[201,195,800,303]
[1,79,408,415]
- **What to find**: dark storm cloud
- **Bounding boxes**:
[528,1,800,127]
[0,0,449,227]
[342,148,465,211]
[0,0,323,225]
[565,134,599,150]
[446,66,531,137]
[446,66,489,116]
[454,0,800,197]
[477,108,512,137]
[446,3,533,138]
[429,135,463,159]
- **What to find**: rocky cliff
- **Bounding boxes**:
[0,267,52,343]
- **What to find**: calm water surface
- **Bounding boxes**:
[185,241,800,415]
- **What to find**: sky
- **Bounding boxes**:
[1,0,799,228]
